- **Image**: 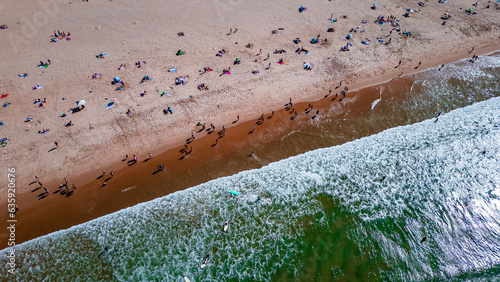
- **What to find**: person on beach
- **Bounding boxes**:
[110,171,114,178]
[102,170,106,176]
[415,61,422,69]
[149,153,152,158]
[395,60,402,68]
[313,110,320,119]
[44,187,49,195]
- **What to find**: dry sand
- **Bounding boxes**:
[0,0,500,242]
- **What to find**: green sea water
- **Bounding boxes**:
[1,55,500,281]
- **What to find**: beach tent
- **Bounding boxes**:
[114,77,121,83]
[76,100,86,107]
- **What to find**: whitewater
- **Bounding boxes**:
[2,94,499,281]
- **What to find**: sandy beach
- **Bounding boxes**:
[1,0,500,245]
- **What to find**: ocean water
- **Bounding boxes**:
[249,53,500,169]
[2,54,500,280]
[2,100,500,280]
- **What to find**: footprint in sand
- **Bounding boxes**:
[95,25,102,30]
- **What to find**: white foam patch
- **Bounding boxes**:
[2,97,498,281]
[121,186,137,192]
[371,86,383,110]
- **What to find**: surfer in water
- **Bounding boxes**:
[255,196,261,203]
[99,246,116,257]
[434,112,442,123]
[201,254,210,268]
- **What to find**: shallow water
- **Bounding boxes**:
[2,55,500,281]
[2,101,500,281]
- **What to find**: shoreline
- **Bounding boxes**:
[2,48,499,246]
[2,0,500,196]
[1,0,500,246]
[27,43,500,190]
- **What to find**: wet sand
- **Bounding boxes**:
[2,0,500,197]
[2,48,499,246]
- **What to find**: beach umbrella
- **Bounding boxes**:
[114,77,121,83]
[76,100,86,107]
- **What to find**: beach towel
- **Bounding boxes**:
[168,68,177,73]
[1,94,8,98]
[106,102,115,109]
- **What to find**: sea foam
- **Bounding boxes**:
[1,96,499,280]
